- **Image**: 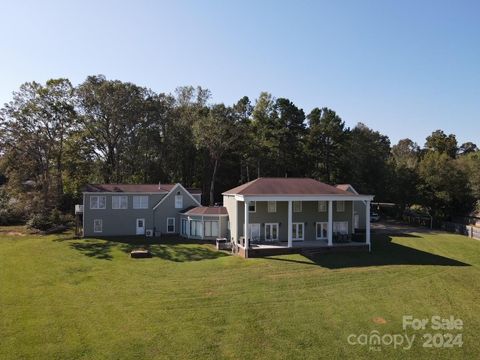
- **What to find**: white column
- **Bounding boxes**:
[244,200,249,249]
[328,200,333,246]
[287,200,293,248]
[366,200,371,252]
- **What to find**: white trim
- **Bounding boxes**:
[112,195,128,209]
[267,201,277,213]
[264,223,279,241]
[292,222,304,241]
[136,218,145,235]
[293,201,302,213]
[166,217,176,233]
[90,195,106,209]
[316,222,328,240]
[175,194,183,209]
[248,201,256,213]
[133,195,149,209]
[236,194,375,202]
[153,183,201,210]
[333,221,349,234]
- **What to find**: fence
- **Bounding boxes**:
[441,221,480,240]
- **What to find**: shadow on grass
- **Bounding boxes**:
[266,234,470,269]
[55,235,228,262]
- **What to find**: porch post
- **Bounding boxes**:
[287,200,293,248]
[244,200,250,249]
[366,200,371,252]
[328,200,333,246]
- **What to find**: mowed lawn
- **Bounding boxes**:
[1,227,480,359]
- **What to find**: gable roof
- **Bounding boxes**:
[222,178,352,196]
[335,184,359,195]
[152,183,201,210]
[181,206,228,216]
[84,183,201,194]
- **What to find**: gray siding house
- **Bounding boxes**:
[82,183,202,237]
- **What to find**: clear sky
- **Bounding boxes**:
[1,0,479,146]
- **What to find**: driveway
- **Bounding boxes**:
[371,219,435,235]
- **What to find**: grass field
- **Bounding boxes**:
[1,226,480,359]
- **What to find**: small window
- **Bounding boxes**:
[336,201,345,212]
[318,201,327,212]
[293,201,302,213]
[133,196,149,209]
[90,196,106,209]
[248,201,256,213]
[167,217,175,233]
[93,219,103,233]
[292,223,304,240]
[267,201,276,213]
[175,195,183,209]
[112,195,128,209]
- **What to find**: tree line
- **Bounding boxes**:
[0,75,478,227]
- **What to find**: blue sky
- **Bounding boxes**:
[1,0,479,146]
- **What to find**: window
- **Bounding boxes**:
[334,221,349,234]
[316,222,328,239]
[318,201,327,212]
[248,201,256,213]
[167,217,175,233]
[175,194,183,209]
[267,201,277,213]
[133,196,149,209]
[264,223,278,241]
[190,220,203,237]
[112,195,128,209]
[90,196,106,209]
[336,201,345,212]
[181,218,188,235]
[204,220,219,237]
[93,219,103,233]
[293,201,302,213]
[292,223,304,240]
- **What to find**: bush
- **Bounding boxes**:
[26,213,54,231]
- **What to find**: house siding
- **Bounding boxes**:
[83,193,165,236]
[179,214,228,240]
[223,195,237,243]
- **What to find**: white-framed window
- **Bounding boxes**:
[318,201,327,212]
[175,194,183,209]
[112,195,128,209]
[267,201,277,213]
[316,222,328,239]
[167,217,175,233]
[293,201,302,213]
[190,220,203,237]
[204,220,219,237]
[336,201,345,212]
[90,196,106,209]
[133,196,149,209]
[93,219,103,233]
[334,221,349,234]
[264,223,279,241]
[181,218,188,235]
[248,201,256,213]
[292,223,304,240]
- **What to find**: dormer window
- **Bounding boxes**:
[175,194,183,208]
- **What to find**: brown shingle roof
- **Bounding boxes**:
[223,178,352,196]
[84,184,202,194]
[182,206,228,216]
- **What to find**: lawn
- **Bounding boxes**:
[1,227,480,359]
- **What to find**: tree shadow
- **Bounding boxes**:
[55,236,229,262]
[266,234,470,269]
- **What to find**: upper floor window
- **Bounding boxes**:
[293,201,302,213]
[267,201,277,213]
[318,201,327,212]
[112,195,128,209]
[90,196,106,209]
[337,201,345,212]
[133,196,149,209]
[248,201,256,213]
[175,194,183,209]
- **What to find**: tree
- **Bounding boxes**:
[193,104,238,205]
[0,79,76,212]
[459,142,478,155]
[306,107,346,183]
[425,130,458,158]
[391,138,420,169]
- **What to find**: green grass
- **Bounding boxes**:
[1,227,480,359]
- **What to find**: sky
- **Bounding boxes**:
[0,0,479,146]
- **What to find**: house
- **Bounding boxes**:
[222,178,374,254]
[335,184,367,230]
[81,183,202,237]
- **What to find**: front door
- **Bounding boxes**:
[248,223,261,242]
[265,223,279,241]
[136,218,145,235]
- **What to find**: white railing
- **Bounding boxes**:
[75,205,84,214]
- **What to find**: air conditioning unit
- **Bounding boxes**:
[145,229,154,237]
